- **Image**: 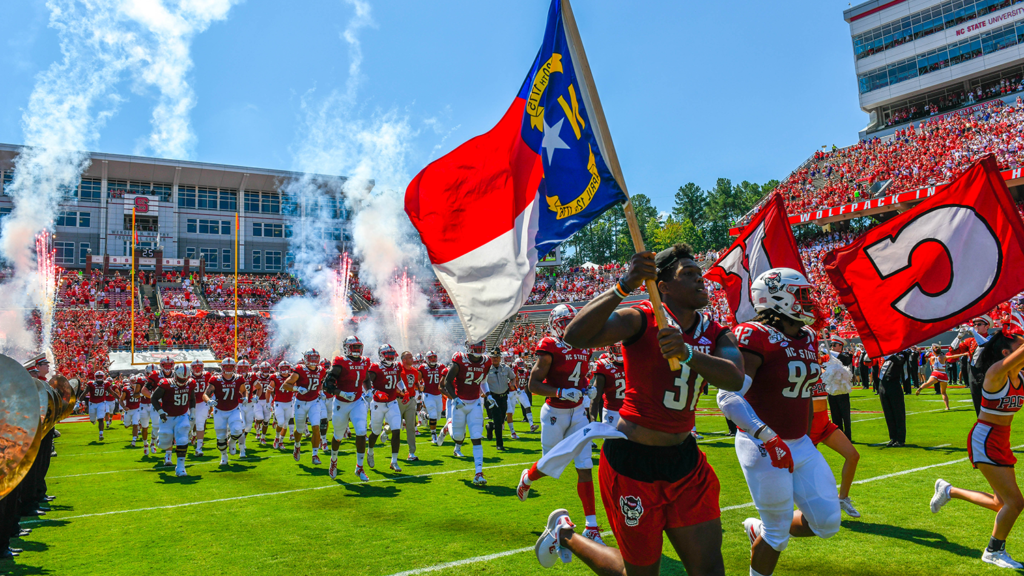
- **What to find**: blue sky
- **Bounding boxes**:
[0,0,865,214]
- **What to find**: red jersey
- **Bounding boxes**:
[238,374,256,404]
[157,378,196,417]
[208,375,245,411]
[333,356,371,399]
[269,374,292,402]
[981,371,1024,416]
[418,363,447,396]
[368,362,403,402]
[734,321,821,440]
[592,358,626,412]
[85,380,107,404]
[251,374,273,401]
[140,379,152,405]
[515,366,530,391]
[190,371,216,403]
[621,302,727,434]
[950,336,979,362]
[103,382,116,402]
[400,366,421,401]
[450,352,491,401]
[122,383,141,410]
[536,336,591,409]
[292,364,323,402]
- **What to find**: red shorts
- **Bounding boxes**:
[598,441,720,566]
[968,420,1016,468]
[931,370,948,383]
[809,408,839,446]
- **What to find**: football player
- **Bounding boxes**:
[137,374,155,455]
[367,344,407,472]
[206,358,246,465]
[188,358,216,456]
[236,359,255,456]
[283,349,324,464]
[253,361,275,445]
[419,350,447,444]
[103,376,116,429]
[719,268,841,576]
[83,371,109,441]
[151,364,197,477]
[120,375,143,447]
[589,343,626,427]
[271,361,295,449]
[323,336,371,481]
[513,357,538,433]
[399,351,423,461]
[533,246,745,576]
[443,340,492,485]
[519,305,602,542]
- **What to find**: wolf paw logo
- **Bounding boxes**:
[764,271,782,294]
[550,416,557,425]
[619,496,644,527]
[757,444,768,458]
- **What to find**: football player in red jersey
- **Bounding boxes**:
[323,336,371,480]
[367,344,407,472]
[103,376,117,429]
[236,359,255,456]
[283,349,325,464]
[120,375,143,447]
[399,351,423,462]
[206,358,246,466]
[589,343,626,427]
[271,361,295,449]
[717,268,840,576]
[187,358,215,456]
[137,374,155,455]
[84,371,109,441]
[253,361,275,445]
[513,357,538,432]
[520,304,604,542]
[443,340,492,485]
[532,245,744,576]
[419,350,448,444]
[931,326,1024,569]
[151,364,197,477]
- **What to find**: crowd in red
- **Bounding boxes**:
[202,273,303,310]
[160,285,202,310]
[56,271,133,309]
[51,309,153,378]
[772,98,1024,216]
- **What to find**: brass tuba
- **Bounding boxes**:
[0,354,79,499]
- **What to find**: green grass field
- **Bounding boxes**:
[3,386,1022,576]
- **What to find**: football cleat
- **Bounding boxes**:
[131,439,136,447]
[530,424,540,433]
[390,462,402,473]
[407,454,419,462]
[742,518,763,547]
[691,431,704,441]
[163,452,173,466]
[510,432,520,440]
[312,454,322,465]
[321,441,329,450]
[220,454,229,466]
[535,509,574,568]
[517,469,532,502]
[367,449,376,468]
[430,433,438,445]
[355,466,369,481]
[581,526,605,545]
[195,448,204,457]
[175,462,187,477]
[143,445,150,457]
[839,497,861,518]
[293,445,301,462]
[98,432,103,441]
[329,459,339,479]
[453,445,464,458]
[931,479,952,513]
[473,472,487,486]
[983,547,1024,569]
[239,448,246,458]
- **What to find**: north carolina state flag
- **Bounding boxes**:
[824,155,1024,358]
[704,194,805,323]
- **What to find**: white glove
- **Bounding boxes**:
[339,391,356,402]
[397,383,408,395]
[208,397,217,408]
[557,388,583,403]
[586,386,598,400]
[486,394,498,409]
[361,390,373,403]
[454,398,466,409]
[297,386,309,395]
[157,409,168,423]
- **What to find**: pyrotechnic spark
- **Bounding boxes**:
[35,231,57,353]
[393,268,414,352]
[335,253,352,331]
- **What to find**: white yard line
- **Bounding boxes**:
[49,452,287,479]
[926,444,952,450]
[851,406,965,423]
[25,460,535,524]
[380,448,1006,576]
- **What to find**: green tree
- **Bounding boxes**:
[672,183,705,224]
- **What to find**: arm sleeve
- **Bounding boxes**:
[480,379,491,396]
[715,376,767,435]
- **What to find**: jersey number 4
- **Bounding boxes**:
[664,365,704,411]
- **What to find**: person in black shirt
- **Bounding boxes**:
[879,352,907,446]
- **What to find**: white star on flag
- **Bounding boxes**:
[541,117,570,163]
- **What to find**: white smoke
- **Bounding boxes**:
[269,0,464,362]
[0,0,236,359]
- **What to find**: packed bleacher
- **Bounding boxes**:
[202,273,303,310]
[884,74,1024,128]
[160,285,203,310]
[56,270,134,309]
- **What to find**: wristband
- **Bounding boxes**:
[613,282,630,299]
[681,343,694,364]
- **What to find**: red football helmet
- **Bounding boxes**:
[426,350,438,366]
[236,359,251,375]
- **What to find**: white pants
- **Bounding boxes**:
[540,404,592,469]
[124,408,141,426]
[516,389,532,409]
[451,398,484,442]
[140,404,152,429]
[333,398,368,439]
[506,392,518,414]
[423,393,442,420]
[255,399,272,421]
[370,400,401,436]
[294,400,321,435]
[214,408,244,439]
[149,405,162,435]
[158,414,191,449]
[240,402,255,432]
[88,402,107,424]
[735,432,841,552]
[323,396,334,420]
[445,396,455,422]
[602,409,621,428]
[194,401,210,432]
[105,400,116,415]
[274,401,295,428]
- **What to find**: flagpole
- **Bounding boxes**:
[234,211,239,359]
[561,0,680,370]
[131,206,136,365]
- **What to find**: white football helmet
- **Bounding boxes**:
[549,304,577,339]
[221,357,237,377]
[750,268,816,326]
[173,364,189,383]
[343,336,363,358]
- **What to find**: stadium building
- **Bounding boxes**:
[0,144,351,275]
[846,0,1024,138]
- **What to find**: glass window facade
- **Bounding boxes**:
[200,247,218,267]
[858,21,1024,93]
[54,242,75,265]
[252,250,261,270]
[265,250,282,271]
[79,178,102,202]
[79,243,90,265]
